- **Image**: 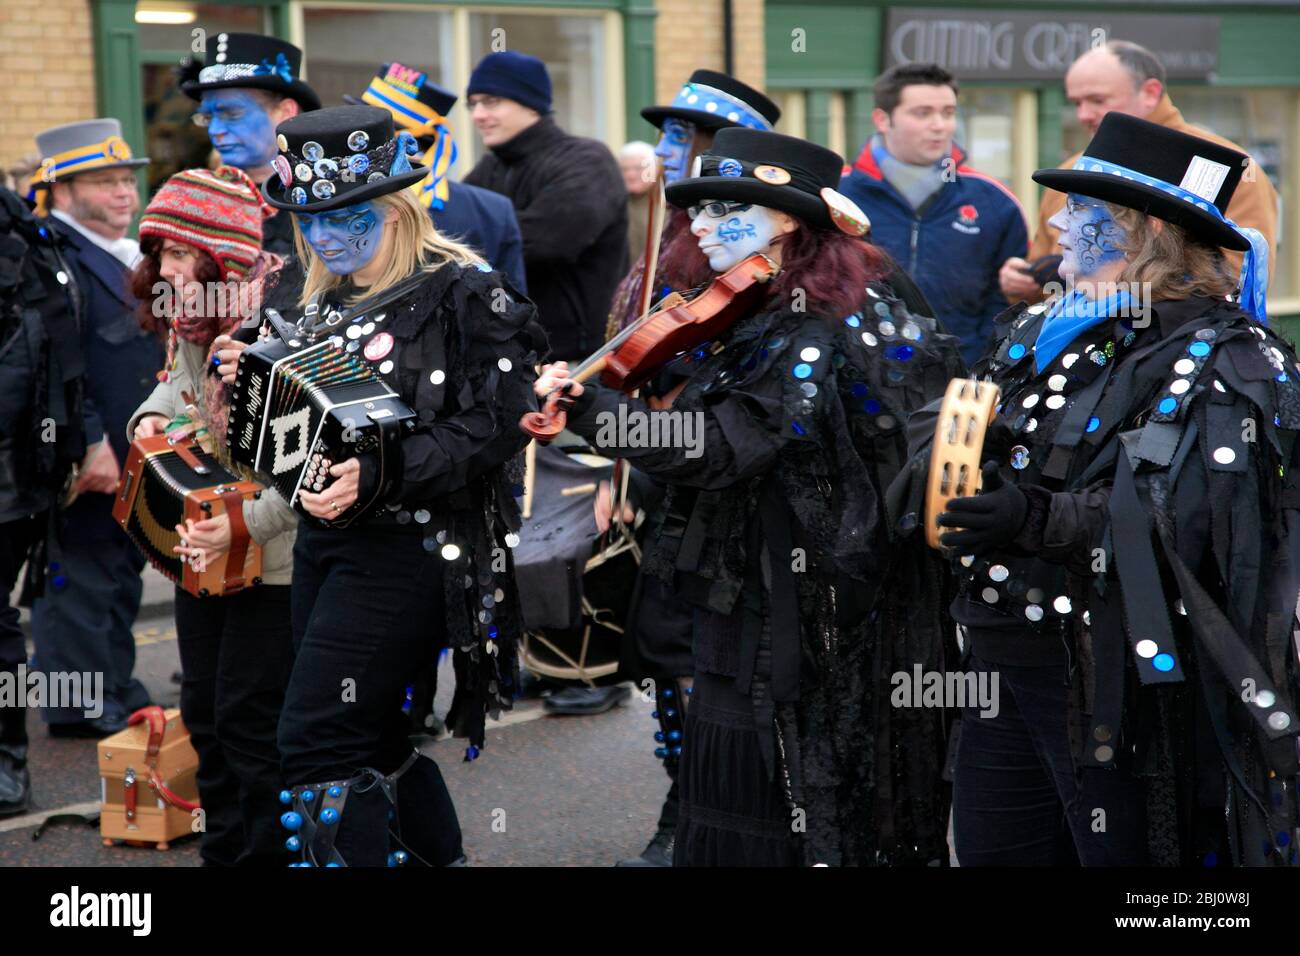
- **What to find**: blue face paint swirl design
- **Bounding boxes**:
[198,90,278,170]
[717,217,758,242]
[294,202,383,276]
[1050,193,1128,280]
[654,118,695,186]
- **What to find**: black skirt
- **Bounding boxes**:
[674,670,799,867]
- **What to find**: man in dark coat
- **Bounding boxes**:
[27,119,163,736]
[463,51,628,362]
[346,61,526,290]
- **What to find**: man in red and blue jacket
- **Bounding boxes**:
[840,64,1028,366]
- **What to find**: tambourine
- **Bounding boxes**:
[925,377,1001,550]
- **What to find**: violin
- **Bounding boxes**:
[520,253,781,440]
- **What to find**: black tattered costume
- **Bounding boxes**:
[557,128,966,865]
[892,113,1300,866]
[256,107,546,867]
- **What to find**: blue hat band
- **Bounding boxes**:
[1073,156,1269,324]
[669,82,772,131]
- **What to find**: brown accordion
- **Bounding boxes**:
[112,433,263,597]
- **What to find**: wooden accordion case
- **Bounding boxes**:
[112,433,263,597]
[226,330,415,526]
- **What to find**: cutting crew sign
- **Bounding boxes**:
[883,8,1220,81]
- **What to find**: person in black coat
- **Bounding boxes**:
[223,106,546,866]
[26,119,163,738]
[0,185,94,814]
[536,129,964,866]
[892,114,1300,866]
[463,51,628,362]
[347,62,526,291]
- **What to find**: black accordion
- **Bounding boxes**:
[227,314,416,527]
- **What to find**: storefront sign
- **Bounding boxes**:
[884,8,1220,81]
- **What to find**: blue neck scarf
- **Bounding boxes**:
[1035,287,1132,372]
[1071,157,1269,324]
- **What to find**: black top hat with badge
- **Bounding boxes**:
[642,69,780,133]
[180,32,321,113]
[1033,112,1250,252]
[664,128,871,236]
[262,106,428,212]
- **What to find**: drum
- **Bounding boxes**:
[513,441,639,686]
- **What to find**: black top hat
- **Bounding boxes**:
[181,32,321,113]
[262,106,428,212]
[665,128,869,235]
[642,70,780,132]
[343,62,457,148]
[1033,112,1250,251]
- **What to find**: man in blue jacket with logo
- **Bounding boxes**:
[840,64,1028,366]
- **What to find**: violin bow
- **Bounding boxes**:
[609,174,668,542]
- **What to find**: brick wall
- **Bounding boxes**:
[0,0,96,183]
[654,0,765,106]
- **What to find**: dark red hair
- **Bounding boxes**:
[660,212,893,320]
[130,234,223,339]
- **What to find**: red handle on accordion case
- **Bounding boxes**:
[221,491,252,592]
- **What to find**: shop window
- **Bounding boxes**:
[956,89,1015,188]
[301,8,455,112]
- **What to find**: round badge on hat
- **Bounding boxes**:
[821,188,870,237]
[754,164,791,186]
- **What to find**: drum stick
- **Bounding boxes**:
[522,438,537,520]
[561,482,597,496]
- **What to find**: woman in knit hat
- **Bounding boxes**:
[125,165,298,867]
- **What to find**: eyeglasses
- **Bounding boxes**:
[688,200,752,220]
[191,107,248,128]
[1065,195,1105,215]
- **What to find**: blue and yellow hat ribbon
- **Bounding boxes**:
[362,75,456,210]
[27,134,137,214]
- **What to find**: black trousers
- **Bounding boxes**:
[278,521,462,866]
[0,515,40,668]
[174,584,294,866]
[29,494,149,724]
[1,516,42,758]
[952,649,1148,866]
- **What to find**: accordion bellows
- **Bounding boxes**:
[113,434,263,597]
[227,335,415,526]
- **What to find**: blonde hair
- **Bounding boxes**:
[1108,203,1237,302]
[295,188,486,306]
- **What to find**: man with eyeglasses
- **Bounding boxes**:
[179,33,320,257]
[462,51,628,364]
[24,119,163,739]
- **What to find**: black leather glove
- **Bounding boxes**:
[937,460,1028,555]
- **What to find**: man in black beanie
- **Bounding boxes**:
[463,51,628,363]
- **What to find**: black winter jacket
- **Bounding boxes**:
[464,116,628,361]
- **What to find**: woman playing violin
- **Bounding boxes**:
[534,129,965,866]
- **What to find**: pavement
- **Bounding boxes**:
[2,567,669,867]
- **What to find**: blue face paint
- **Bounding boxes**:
[654,118,695,186]
[295,202,383,276]
[198,90,278,170]
[1049,193,1128,280]
[691,202,781,273]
